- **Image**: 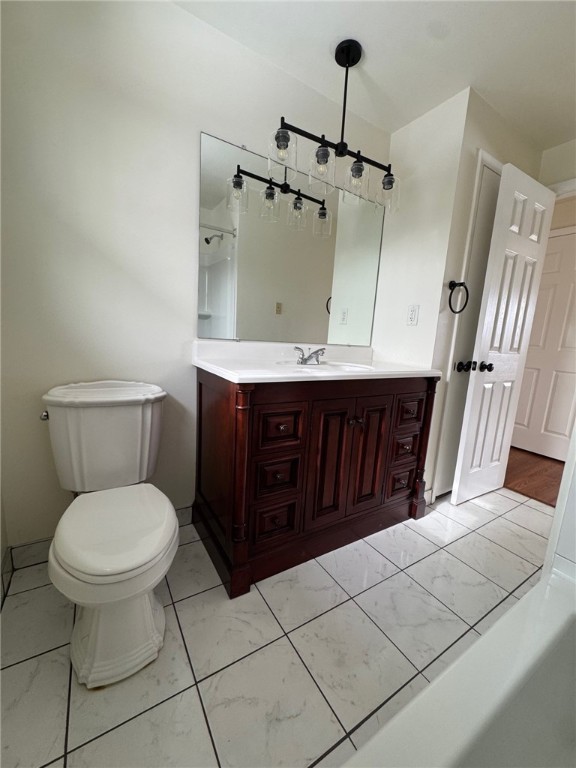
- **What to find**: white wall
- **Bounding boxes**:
[539,139,576,186]
[1,1,389,545]
[371,90,470,367]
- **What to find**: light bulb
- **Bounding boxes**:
[233,188,242,200]
[277,147,288,162]
[351,176,363,188]
[316,163,328,177]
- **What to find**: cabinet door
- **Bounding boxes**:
[347,395,393,515]
[304,398,355,531]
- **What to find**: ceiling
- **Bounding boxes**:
[178,1,575,151]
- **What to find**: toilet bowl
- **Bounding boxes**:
[42,380,178,688]
[48,484,179,688]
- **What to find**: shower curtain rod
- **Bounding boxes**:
[200,223,237,238]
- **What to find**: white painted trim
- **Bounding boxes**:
[549,225,576,238]
[549,178,576,198]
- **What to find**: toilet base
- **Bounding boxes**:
[71,590,166,688]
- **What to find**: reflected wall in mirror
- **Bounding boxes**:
[198,133,385,346]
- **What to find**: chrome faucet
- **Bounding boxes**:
[294,346,326,365]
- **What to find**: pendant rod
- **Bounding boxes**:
[340,64,350,146]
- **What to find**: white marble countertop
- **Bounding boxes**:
[192,356,442,384]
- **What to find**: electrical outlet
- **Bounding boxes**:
[275,302,282,315]
[407,305,419,326]
[339,308,348,325]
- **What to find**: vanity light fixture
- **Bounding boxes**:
[227,165,332,237]
[269,39,395,205]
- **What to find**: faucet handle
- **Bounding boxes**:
[294,346,305,364]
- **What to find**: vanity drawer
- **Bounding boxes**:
[254,403,307,453]
[390,432,420,465]
[251,499,301,550]
[384,465,416,501]
[253,455,301,498]
[393,394,425,430]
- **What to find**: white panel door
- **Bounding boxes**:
[512,229,576,460]
[451,164,556,504]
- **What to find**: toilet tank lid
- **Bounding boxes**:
[43,380,166,407]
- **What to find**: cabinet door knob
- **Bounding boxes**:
[401,443,412,453]
[277,423,289,433]
[395,479,408,489]
[271,516,281,528]
[273,472,285,481]
[405,408,416,417]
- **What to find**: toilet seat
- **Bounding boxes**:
[53,484,178,583]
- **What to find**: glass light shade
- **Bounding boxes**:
[344,158,370,202]
[308,145,335,196]
[287,196,308,230]
[312,207,332,238]
[226,176,249,213]
[259,186,280,222]
[376,175,400,212]
[268,128,297,182]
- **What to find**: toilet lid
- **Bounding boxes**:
[53,484,177,577]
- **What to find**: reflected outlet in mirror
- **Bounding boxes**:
[198,133,385,347]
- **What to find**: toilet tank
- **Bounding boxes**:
[42,381,167,493]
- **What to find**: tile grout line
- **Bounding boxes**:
[171,595,222,768]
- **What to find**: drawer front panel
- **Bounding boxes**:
[254,456,301,498]
[254,403,307,453]
[251,499,300,550]
[394,394,425,430]
[390,432,420,465]
[385,465,417,501]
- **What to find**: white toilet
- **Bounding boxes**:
[43,380,179,689]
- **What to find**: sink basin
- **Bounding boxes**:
[276,360,374,372]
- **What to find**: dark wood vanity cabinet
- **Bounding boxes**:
[194,370,439,597]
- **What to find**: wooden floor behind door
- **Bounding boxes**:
[504,447,564,506]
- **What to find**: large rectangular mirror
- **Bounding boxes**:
[198,133,385,346]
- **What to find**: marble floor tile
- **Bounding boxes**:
[290,601,416,730]
[178,523,203,546]
[166,540,222,602]
[1,646,69,768]
[176,585,283,680]
[497,487,530,503]
[68,606,194,750]
[421,630,480,682]
[355,572,468,669]
[314,739,357,767]
[350,675,429,750]
[11,538,52,569]
[513,569,542,599]
[504,504,554,538]
[468,491,520,515]
[524,498,555,516]
[316,539,399,596]
[67,687,217,768]
[405,510,470,547]
[154,577,172,607]
[199,637,345,767]
[256,560,349,632]
[364,523,438,569]
[432,498,498,530]
[406,549,508,625]
[478,517,548,566]
[176,506,192,527]
[7,562,51,595]
[446,531,538,592]
[474,595,519,634]
[1,584,73,667]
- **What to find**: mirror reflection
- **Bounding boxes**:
[198,133,385,346]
